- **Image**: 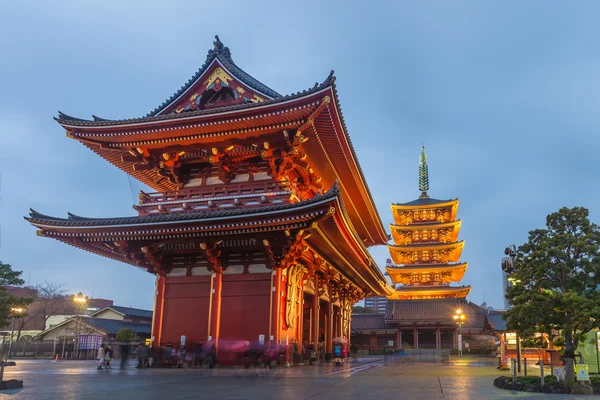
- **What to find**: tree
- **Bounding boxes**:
[504,207,600,384]
[0,261,32,328]
[115,328,137,343]
[15,282,69,340]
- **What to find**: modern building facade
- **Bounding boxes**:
[364,296,388,314]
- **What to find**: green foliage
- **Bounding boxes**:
[517,375,557,385]
[351,306,377,314]
[504,207,600,383]
[0,261,31,327]
[115,328,137,343]
[590,376,600,392]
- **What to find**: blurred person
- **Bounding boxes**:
[165,342,174,367]
[291,339,299,366]
[96,344,106,370]
[104,344,113,369]
[350,343,358,362]
[119,342,131,370]
[341,343,347,366]
[309,342,316,365]
[136,343,148,368]
[333,341,342,367]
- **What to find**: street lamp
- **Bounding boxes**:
[8,307,24,359]
[71,293,88,359]
[453,309,466,358]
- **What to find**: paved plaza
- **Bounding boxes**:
[0,357,596,400]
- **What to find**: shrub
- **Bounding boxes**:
[590,376,600,392]
[517,375,556,386]
[115,328,137,343]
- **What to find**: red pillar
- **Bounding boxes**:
[209,272,223,351]
[151,274,166,350]
[311,275,319,347]
[326,300,334,354]
[272,268,283,344]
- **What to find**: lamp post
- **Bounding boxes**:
[71,292,88,359]
[453,309,466,358]
[8,307,24,359]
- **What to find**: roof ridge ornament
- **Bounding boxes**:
[207,34,231,61]
[419,144,429,198]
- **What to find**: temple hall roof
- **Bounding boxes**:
[392,197,458,208]
[25,185,340,227]
[351,313,396,332]
[385,299,489,330]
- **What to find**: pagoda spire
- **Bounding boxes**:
[419,145,429,198]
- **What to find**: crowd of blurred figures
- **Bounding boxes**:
[93,339,356,370]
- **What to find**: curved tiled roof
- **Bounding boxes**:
[54,75,333,128]
[392,197,457,207]
[25,185,340,227]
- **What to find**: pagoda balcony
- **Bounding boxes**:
[134,180,292,215]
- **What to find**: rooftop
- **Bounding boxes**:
[94,305,153,320]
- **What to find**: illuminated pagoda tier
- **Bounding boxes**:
[26,36,393,356]
[386,146,471,300]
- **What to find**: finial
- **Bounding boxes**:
[419,144,429,198]
[214,35,223,50]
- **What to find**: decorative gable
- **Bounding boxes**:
[151,36,278,116]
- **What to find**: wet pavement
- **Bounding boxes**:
[0,356,596,399]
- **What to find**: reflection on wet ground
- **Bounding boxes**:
[0,357,595,399]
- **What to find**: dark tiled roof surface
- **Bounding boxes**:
[393,197,456,207]
[386,263,467,270]
[393,285,470,292]
[55,76,332,127]
[487,311,507,331]
[26,185,339,227]
[385,299,488,329]
[104,306,152,320]
[148,35,281,116]
[351,314,395,330]
[82,317,151,335]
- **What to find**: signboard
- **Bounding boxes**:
[576,364,590,382]
[78,335,102,350]
[180,335,186,346]
[145,338,152,346]
[259,334,265,345]
[554,367,565,382]
[388,341,394,347]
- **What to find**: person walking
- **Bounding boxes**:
[119,342,130,370]
[291,340,299,366]
[104,344,113,369]
[333,342,342,367]
[96,344,106,370]
[350,343,358,362]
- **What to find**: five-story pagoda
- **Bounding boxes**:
[386,146,470,300]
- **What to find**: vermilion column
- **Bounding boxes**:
[151,274,166,350]
[326,300,334,354]
[272,268,282,343]
[311,274,319,348]
[209,272,223,351]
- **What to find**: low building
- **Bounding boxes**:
[39,316,151,342]
[38,305,153,342]
[90,306,153,324]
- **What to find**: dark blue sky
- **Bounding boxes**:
[1,1,599,310]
